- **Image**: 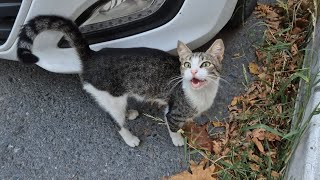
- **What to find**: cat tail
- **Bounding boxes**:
[17,15,91,64]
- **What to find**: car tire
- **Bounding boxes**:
[226,0,258,28]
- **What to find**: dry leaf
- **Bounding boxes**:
[300,0,310,10]
[255,50,265,61]
[230,96,240,106]
[248,150,261,162]
[258,73,267,80]
[250,163,260,171]
[291,27,302,35]
[266,20,281,30]
[212,140,222,155]
[252,128,266,140]
[212,121,224,127]
[248,120,259,126]
[249,99,257,106]
[252,137,265,154]
[277,104,283,114]
[249,63,260,75]
[271,171,280,178]
[257,175,268,180]
[265,132,281,141]
[229,123,237,133]
[287,0,294,9]
[183,122,213,152]
[221,147,231,156]
[224,123,230,144]
[291,43,298,56]
[266,151,277,158]
[255,3,272,16]
[164,160,216,180]
[295,18,309,28]
[265,30,277,44]
[266,10,279,20]
[228,105,239,111]
[247,85,257,94]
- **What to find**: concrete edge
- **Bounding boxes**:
[285,18,320,179]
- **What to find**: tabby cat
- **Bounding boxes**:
[17,15,224,147]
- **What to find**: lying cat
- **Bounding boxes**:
[17,15,224,147]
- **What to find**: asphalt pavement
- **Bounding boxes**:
[0,6,268,180]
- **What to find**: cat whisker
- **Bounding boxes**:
[171,79,183,88]
[169,75,182,80]
[217,77,230,85]
[168,79,182,86]
[168,77,183,84]
[217,74,227,78]
[169,79,183,92]
[168,76,183,85]
[206,78,219,86]
[207,75,230,85]
[206,75,220,81]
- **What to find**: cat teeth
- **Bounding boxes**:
[191,78,208,89]
[191,78,206,82]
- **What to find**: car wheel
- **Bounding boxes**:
[226,0,257,28]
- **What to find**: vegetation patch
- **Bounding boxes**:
[163,0,316,179]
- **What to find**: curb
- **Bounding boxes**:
[286,18,320,179]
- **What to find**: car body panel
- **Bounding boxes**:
[0,0,237,74]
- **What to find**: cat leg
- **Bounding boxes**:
[83,83,140,147]
[168,129,184,147]
[126,109,139,120]
[124,94,144,121]
[164,107,185,147]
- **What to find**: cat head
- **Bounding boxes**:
[177,39,224,90]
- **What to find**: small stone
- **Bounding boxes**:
[13,148,20,153]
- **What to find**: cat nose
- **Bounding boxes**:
[191,69,198,75]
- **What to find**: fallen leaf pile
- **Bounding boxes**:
[182,122,213,152]
[166,1,314,179]
[163,160,217,180]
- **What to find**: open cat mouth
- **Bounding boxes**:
[191,78,207,89]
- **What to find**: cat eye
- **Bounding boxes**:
[183,62,191,68]
[200,62,211,68]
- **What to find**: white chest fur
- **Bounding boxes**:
[183,79,220,116]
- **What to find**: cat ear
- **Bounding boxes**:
[206,39,225,62]
[177,40,192,60]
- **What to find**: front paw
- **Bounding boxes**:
[170,132,184,146]
[124,135,140,147]
[126,109,139,120]
[119,128,140,147]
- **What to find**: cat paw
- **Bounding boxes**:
[170,132,184,146]
[126,109,139,120]
[124,135,140,147]
[119,128,140,147]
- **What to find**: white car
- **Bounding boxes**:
[0,0,256,73]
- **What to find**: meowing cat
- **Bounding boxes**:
[17,15,224,147]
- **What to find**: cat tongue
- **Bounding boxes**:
[191,78,201,84]
[191,78,203,88]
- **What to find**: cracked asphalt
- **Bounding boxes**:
[0,1,272,179]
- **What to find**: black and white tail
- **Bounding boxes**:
[17,15,91,64]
